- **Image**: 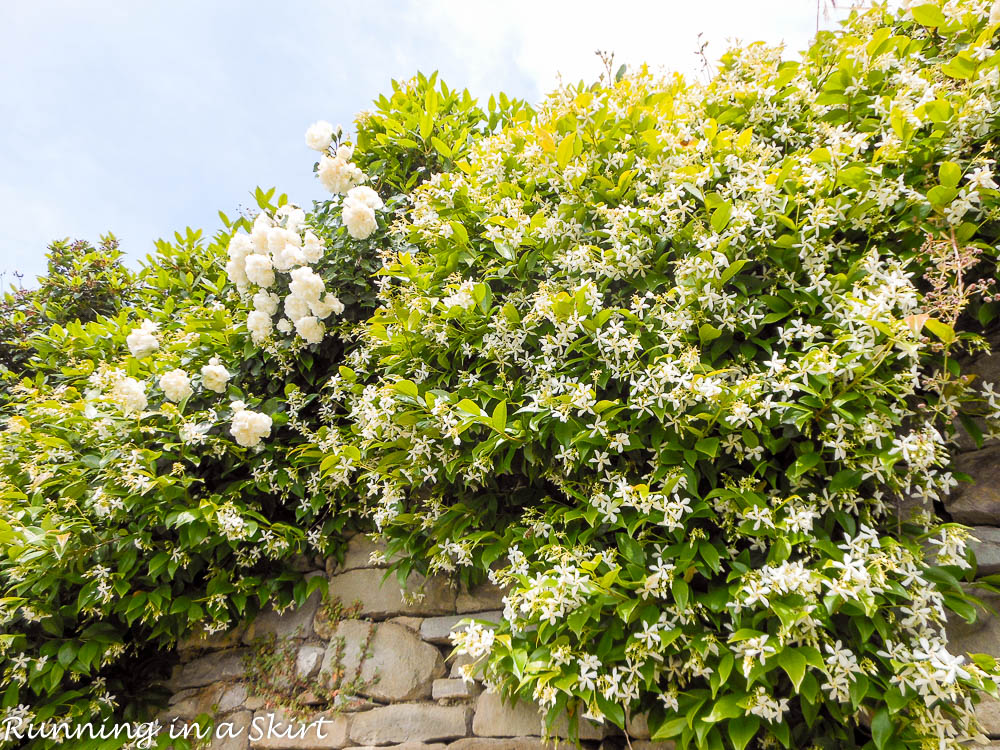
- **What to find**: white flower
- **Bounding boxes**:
[991,0,1000,24]
[126,320,159,358]
[289,266,325,301]
[226,233,253,288]
[200,358,231,393]
[244,254,275,288]
[305,120,335,152]
[284,295,312,323]
[111,377,147,415]
[277,318,294,334]
[318,154,362,194]
[252,290,279,316]
[159,369,192,403]
[246,310,273,343]
[346,185,384,210]
[310,293,344,319]
[295,315,325,344]
[230,408,273,447]
[336,143,354,161]
[303,232,324,263]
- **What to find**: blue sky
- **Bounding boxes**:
[0,1,841,283]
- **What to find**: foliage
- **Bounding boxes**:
[5,2,1000,749]
[0,236,136,381]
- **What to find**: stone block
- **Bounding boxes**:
[321,620,445,701]
[243,584,324,644]
[212,710,252,750]
[389,616,424,632]
[471,691,602,740]
[249,710,350,748]
[421,612,502,645]
[625,711,650,740]
[349,746,447,750]
[168,650,249,691]
[448,653,483,681]
[450,740,578,750]
[433,678,482,702]
[971,527,1000,576]
[946,446,1000,524]
[160,682,225,722]
[456,582,506,614]
[297,644,326,680]
[219,683,249,714]
[327,568,456,619]
[179,623,248,655]
[349,704,472,745]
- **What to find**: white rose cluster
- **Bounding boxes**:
[317,144,363,195]
[342,185,384,240]
[110,375,147,415]
[225,204,345,346]
[201,357,231,393]
[305,120,338,152]
[229,401,273,448]
[126,320,159,358]
[159,369,192,403]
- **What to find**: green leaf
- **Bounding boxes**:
[939,161,962,188]
[456,399,482,416]
[780,648,807,690]
[727,715,760,750]
[924,317,956,344]
[556,132,576,169]
[704,693,745,722]
[694,437,719,458]
[871,707,892,749]
[699,324,722,345]
[492,401,508,432]
[911,4,946,27]
[711,202,733,233]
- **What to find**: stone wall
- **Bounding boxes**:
[944,341,1000,742]
[161,343,1000,749]
[162,535,664,750]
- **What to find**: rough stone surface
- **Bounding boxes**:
[448,653,482,680]
[243,585,324,644]
[456,582,506,614]
[971,527,1000,576]
[328,568,457,619]
[162,682,225,721]
[249,710,351,749]
[449,740,578,750]
[179,623,248,655]
[433,678,482,702]
[471,691,603,740]
[333,534,394,572]
[169,650,249,690]
[219,683,249,714]
[389,616,424,632]
[297,644,326,680]
[349,745,447,750]
[421,612,502,645]
[946,446,1000,524]
[349,704,472,745]
[212,710,252,750]
[626,711,651,740]
[976,696,1000,738]
[322,620,445,702]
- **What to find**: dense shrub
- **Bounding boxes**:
[0,236,136,380]
[5,1,1000,748]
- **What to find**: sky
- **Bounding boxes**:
[0,1,854,284]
